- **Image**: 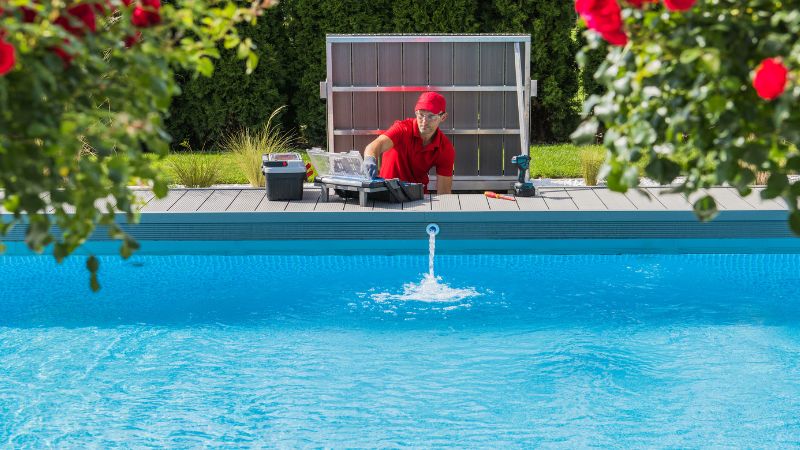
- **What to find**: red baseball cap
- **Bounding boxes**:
[414,92,446,114]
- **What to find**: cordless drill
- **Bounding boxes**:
[511,155,536,197]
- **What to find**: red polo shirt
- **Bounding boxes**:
[379,118,455,190]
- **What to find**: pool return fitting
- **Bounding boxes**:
[426,223,440,236]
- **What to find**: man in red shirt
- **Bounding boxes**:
[362,92,455,194]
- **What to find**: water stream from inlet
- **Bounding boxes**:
[370,224,480,304]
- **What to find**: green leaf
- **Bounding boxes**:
[790,211,800,236]
[693,195,718,222]
[570,120,599,145]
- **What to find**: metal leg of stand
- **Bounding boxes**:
[359,190,367,207]
[320,185,329,202]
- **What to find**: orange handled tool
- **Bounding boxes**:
[484,191,515,201]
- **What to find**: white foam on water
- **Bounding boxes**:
[371,273,481,303]
[370,225,481,304]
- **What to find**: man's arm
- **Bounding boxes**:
[437,176,452,195]
[362,135,394,179]
[364,134,394,159]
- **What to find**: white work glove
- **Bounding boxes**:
[363,155,378,179]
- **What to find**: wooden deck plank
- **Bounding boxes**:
[198,190,240,212]
[228,190,265,212]
[486,196,519,211]
[344,197,374,212]
[705,187,754,210]
[515,195,548,211]
[624,188,666,210]
[565,188,606,210]
[538,188,578,211]
[646,187,692,210]
[132,190,155,208]
[374,201,402,211]
[256,196,288,212]
[743,187,785,210]
[430,194,460,211]
[593,188,636,210]
[404,194,432,211]
[314,195,347,212]
[142,190,186,212]
[169,189,213,212]
[458,194,490,211]
[284,189,320,212]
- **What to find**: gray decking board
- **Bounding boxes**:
[344,197,375,212]
[486,196,519,211]
[198,190,240,212]
[538,188,578,211]
[706,187,755,210]
[404,195,432,211]
[515,196,548,211]
[132,189,155,207]
[594,188,637,210]
[646,188,692,210]
[141,190,186,212]
[229,190,266,212]
[431,194,460,211]
[565,188,606,210]
[256,197,288,212]
[170,189,213,212]
[624,189,666,210]
[742,187,784,210]
[284,189,319,212]
[459,194,490,211]
[115,187,792,214]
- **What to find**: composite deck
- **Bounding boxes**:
[3,186,798,254]
[128,186,787,213]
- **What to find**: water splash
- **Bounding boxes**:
[370,224,480,304]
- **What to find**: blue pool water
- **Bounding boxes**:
[1,253,800,447]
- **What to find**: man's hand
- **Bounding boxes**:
[363,155,378,179]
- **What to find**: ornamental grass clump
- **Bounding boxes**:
[222,106,298,187]
[167,150,221,188]
[580,147,606,186]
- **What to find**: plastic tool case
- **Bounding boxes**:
[261,152,306,201]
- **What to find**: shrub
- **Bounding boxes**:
[221,106,299,187]
[580,147,605,186]
[167,149,222,188]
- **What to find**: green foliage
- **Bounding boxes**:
[166,4,289,151]
[580,146,605,186]
[221,106,299,187]
[175,0,582,148]
[167,151,222,188]
[0,1,272,290]
[574,0,800,232]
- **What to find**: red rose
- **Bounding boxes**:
[0,34,16,76]
[21,7,38,23]
[663,0,696,11]
[753,58,789,101]
[626,0,657,7]
[55,4,97,37]
[131,0,161,28]
[124,31,142,48]
[575,0,628,46]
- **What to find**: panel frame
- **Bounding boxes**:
[324,34,532,191]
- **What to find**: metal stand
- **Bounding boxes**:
[315,181,388,207]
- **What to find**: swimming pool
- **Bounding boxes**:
[1,253,799,447]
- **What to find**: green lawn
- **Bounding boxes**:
[158,144,606,185]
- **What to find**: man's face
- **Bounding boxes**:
[415,110,446,135]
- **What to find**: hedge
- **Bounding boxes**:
[167,1,593,150]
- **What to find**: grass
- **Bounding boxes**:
[153,144,612,186]
[529,144,605,178]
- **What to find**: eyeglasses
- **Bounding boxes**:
[415,111,443,122]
